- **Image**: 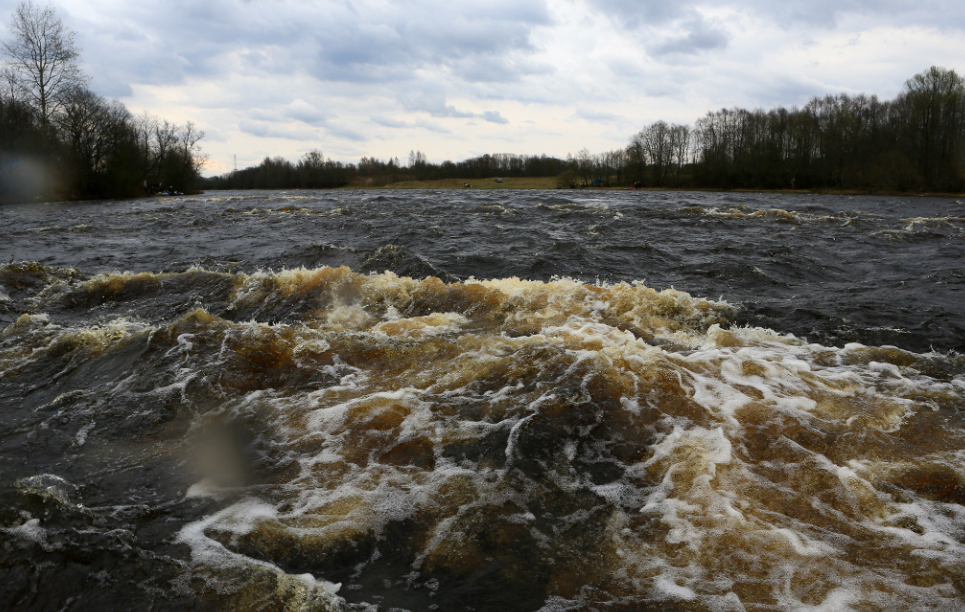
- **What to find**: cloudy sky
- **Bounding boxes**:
[2,0,964,175]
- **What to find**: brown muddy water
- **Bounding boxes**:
[1,190,964,611]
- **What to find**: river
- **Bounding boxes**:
[1,189,964,611]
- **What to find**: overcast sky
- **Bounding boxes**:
[2,0,964,176]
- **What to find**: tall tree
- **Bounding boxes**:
[1,0,88,124]
[898,66,965,191]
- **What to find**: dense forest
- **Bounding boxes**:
[200,150,572,190]
[643,66,965,192]
[205,66,965,194]
[0,1,204,203]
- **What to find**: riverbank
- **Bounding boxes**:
[348,177,965,198]
[6,183,964,204]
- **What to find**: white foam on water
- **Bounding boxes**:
[684,362,756,426]
[372,312,469,338]
[635,425,743,557]
[654,574,697,600]
[543,321,641,352]
[703,592,748,612]
[74,421,95,446]
[3,518,50,550]
[326,304,373,330]
[176,499,343,597]
[55,268,950,611]
[305,387,427,433]
[16,474,78,507]
[291,336,331,359]
[895,496,965,551]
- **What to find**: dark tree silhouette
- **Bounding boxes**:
[1,0,88,125]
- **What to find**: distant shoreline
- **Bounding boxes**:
[338,178,965,198]
[4,184,964,206]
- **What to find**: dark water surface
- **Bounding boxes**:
[1,189,964,611]
[3,189,965,352]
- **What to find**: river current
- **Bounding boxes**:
[1,189,964,611]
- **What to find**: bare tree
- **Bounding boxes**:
[898,66,965,190]
[1,0,88,124]
[299,149,326,186]
[176,121,206,181]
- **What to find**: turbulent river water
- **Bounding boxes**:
[1,189,964,611]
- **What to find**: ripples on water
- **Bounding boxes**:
[1,190,964,611]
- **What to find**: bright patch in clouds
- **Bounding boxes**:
[2,0,962,176]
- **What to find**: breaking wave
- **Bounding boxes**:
[2,264,964,611]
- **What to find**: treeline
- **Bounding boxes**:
[627,66,965,192]
[0,94,205,201]
[576,66,965,192]
[0,1,204,203]
[202,151,353,190]
[206,66,965,194]
[200,150,570,189]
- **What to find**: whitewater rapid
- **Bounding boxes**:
[1,190,964,611]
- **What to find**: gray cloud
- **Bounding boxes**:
[370,116,409,129]
[450,55,557,84]
[94,76,133,98]
[748,76,836,108]
[481,111,509,124]
[398,92,510,125]
[401,96,475,119]
[586,0,965,31]
[746,0,947,28]
[587,0,685,27]
[649,15,730,57]
[201,127,229,143]
[324,123,367,142]
[50,0,553,90]
[413,118,452,134]
[239,121,316,141]
[304,2,552,84]
[285,101,330,126]
[574,107,624,122]
[368,116,456,133]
